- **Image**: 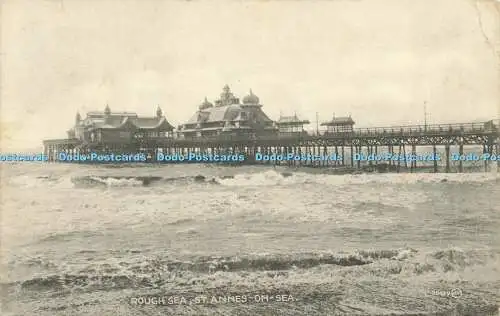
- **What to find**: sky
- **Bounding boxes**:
[1,0,499,150]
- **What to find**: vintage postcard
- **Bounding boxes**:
[1,0,499,315]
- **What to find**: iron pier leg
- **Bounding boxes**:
[433,145,438,173]
[458,143,464,173]
[445,145,450,173]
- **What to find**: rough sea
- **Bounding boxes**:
[1,163,499,315]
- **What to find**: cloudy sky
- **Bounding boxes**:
[1,0,499,150]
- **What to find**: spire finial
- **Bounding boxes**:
[156,105,163,118]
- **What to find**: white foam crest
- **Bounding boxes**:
[91,177,144,187]
[217,170,297,186]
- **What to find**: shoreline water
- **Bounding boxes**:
[1,163,499,315]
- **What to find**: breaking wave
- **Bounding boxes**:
[3,247,499,315]
[5,247,498,293]
[11,169,499,189]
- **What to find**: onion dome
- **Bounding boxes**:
[242,89,259,105]
[104,104,111,115]
[199,97,213,110]
[156,106,163,118]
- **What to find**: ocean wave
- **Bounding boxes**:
[4,247,499,316]
[3,252,373,293]
[38,230,106,243]
[6,247,498,293]
[69,175,217,188]
[111,170,500,188]
[76,171,500,188]
[7,168,500,189]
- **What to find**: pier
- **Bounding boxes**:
[43,120,500,173]
[41,86,499,173]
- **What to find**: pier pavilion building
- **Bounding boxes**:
[177,85,278,138]
[321,115,355,134]
[69,105,175,145]
[276,114,310,135]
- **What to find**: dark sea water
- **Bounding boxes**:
[1,163,499,315]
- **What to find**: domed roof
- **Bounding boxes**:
[218,85,238,105]
[199,97,213,110]
[242,89,259,105]
[104,104,111,115]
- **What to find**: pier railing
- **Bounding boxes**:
[351,122,491,136]
[175,121,497,142]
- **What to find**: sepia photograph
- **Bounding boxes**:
[1,0,499,315]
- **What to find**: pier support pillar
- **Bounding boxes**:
[483,144,488,172]
[312,145,316,167]
[335,146,339,166]
[397,144,401,173]
[341,146,345,166]
[411,145,416,172]
[388,145,392,167]
[445,145,450,173]
[459,143,464,173]
[368,145,373,168]
[357,146,361,169]
[323,145,327,167]
[403,144,407,169]
[433,145,438,173]
[350,144,354,167]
